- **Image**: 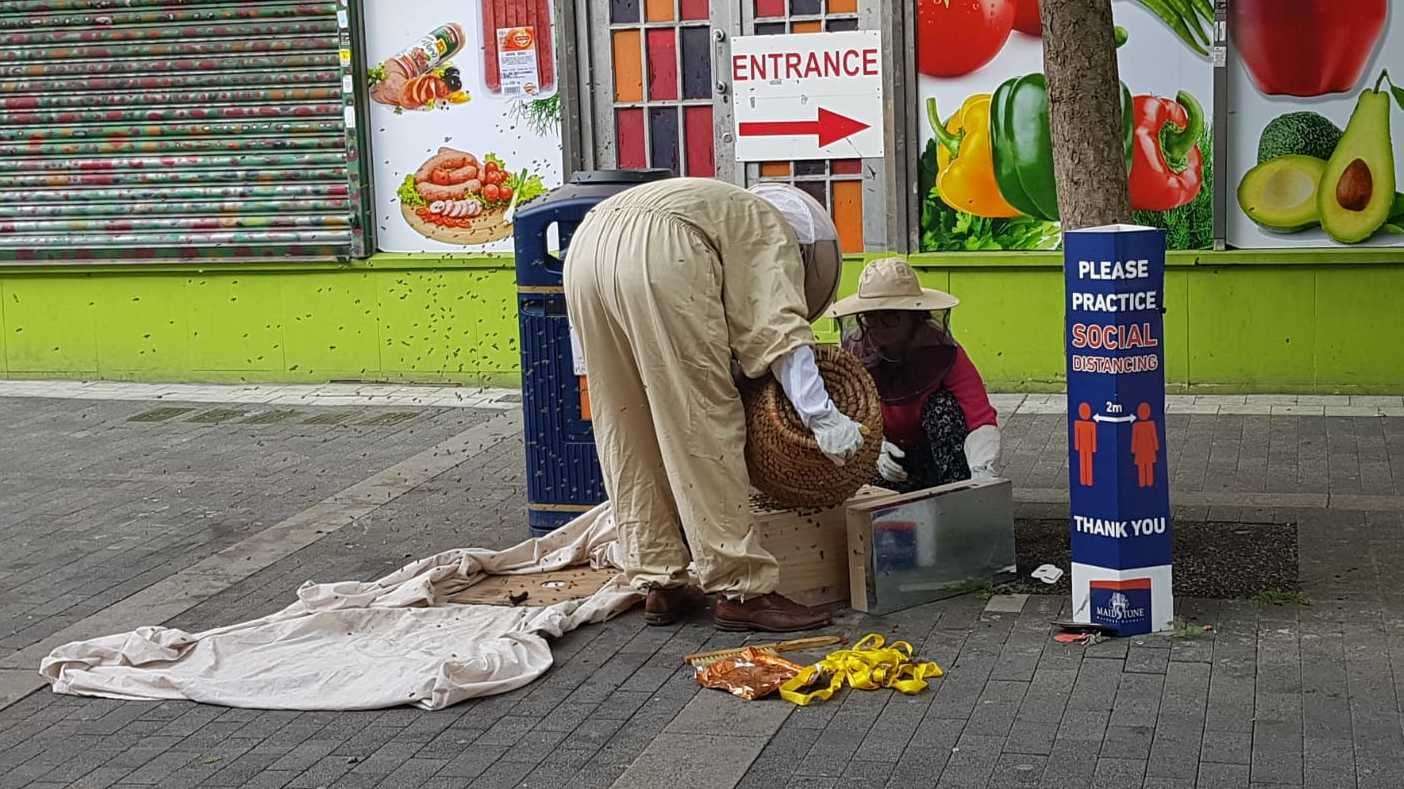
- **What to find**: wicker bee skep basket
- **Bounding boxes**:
[742,345,884,509]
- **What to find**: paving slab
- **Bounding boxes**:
[612,733,768,789]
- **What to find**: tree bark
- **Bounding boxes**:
[1039,0,1131,229]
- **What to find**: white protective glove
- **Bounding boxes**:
[965,424,1002,481]
[771,346,864,466]
[878,441,909,484]
[810,408,864,466]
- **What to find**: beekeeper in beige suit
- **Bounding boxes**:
[565,178,862,633]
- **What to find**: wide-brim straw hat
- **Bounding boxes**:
[828,257,959,318]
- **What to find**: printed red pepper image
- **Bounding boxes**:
[916,0,1015,79]
[1012,0,1042,37]
[1231,0,1388,98]
[1128,91,1205,213]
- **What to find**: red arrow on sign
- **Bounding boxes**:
[738,107,870,148]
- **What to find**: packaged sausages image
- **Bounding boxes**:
[480,0,557,99]
[368,23,472,112]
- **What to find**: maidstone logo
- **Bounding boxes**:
[1090,579,1151,629]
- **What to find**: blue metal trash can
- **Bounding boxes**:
[513,169,673,537]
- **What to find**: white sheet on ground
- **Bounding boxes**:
[39,504,638,710]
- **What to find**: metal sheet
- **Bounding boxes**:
[852,479,1018,616]
[0,0,365,263]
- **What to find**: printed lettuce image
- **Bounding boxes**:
[919,190,1061,251]
[508,170,548,205]
[397,174,426,209]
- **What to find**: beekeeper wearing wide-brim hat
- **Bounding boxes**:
[829,257,1001,490]
[564,177,864,633]
[828,256,961,317]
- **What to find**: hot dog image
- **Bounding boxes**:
[397,147,546,245]
[368,23,472,112]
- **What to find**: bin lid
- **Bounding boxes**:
[568,169,672,185]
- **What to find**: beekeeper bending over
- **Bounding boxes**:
[565,179,862,633]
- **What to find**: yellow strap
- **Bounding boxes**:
[778,633,944,706]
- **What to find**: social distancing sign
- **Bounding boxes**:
[1064,225,1174,636]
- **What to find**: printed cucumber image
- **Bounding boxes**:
[1238,72,1404,244]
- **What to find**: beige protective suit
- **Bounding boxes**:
[564,178,825,597]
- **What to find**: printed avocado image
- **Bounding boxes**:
[1237,155,1327,232]
[1257,112,1342,165]
[1319,77,1396,244]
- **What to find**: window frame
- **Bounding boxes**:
[561,0,915,254]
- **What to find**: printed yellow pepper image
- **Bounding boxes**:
[929,96,1020,219]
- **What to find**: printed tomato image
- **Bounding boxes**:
[1231,0,1388,97]
[917,0,1015,79]
[1012,0,1041,37]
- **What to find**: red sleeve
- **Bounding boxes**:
[944,347,998,431]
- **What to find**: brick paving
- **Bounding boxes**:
[1,396,1403,787]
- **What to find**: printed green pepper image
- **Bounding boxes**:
[988,72,1133,222]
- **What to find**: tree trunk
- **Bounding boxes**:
[1039,0,1131,229]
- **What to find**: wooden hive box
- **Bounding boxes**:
[752,485,893,607]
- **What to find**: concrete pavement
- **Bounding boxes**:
[1,385,1403,787]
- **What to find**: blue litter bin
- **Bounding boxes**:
[513,169,673,537]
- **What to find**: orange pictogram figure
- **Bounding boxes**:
[1074,402,1097,487]
[1131,402,1160,488]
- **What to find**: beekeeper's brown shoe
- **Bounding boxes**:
[713,593,831,633]
[644,586,703,626]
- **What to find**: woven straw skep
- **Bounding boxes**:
[743,345,883,509]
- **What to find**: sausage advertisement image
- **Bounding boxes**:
[482,0,556,98]
[368,23,471,113]
[364,1,561,252]
[397,148,546,245]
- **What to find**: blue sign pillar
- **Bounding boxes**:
[1064,225,1173,636]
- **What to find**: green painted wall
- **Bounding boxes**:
[0,259,520,386]
[2,252,1402,393]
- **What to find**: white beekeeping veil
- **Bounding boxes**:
[749,182,843,321]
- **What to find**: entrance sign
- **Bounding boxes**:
[730,31,885,162]
[1064,225,1173,636]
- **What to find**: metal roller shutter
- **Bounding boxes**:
[0,0,368,264]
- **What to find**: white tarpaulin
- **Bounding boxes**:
[39,505,639,710]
